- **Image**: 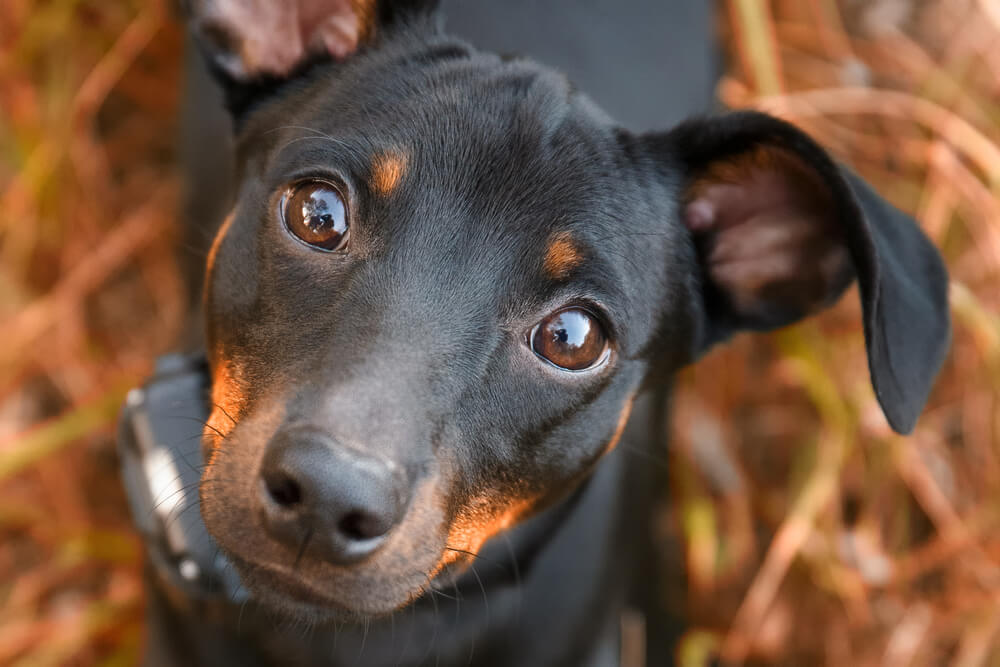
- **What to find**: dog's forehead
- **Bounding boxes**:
[257,53,637,257]
[230,46,680,346]
[295,51,620,208]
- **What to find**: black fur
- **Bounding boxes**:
[150,2,950,665]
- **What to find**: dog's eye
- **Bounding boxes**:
[281,181,349,251]
[529,308,610,371]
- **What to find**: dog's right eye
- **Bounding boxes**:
[529,308,610,372]
[281,181,349,251]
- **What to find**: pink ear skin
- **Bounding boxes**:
[311,8,363,60]
[683,147,853,321]
[193,0,367,79]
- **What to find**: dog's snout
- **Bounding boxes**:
[257,430,407,565]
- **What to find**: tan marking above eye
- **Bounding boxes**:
[370,151,408,195]
[543,232,583,279]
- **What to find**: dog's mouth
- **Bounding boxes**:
[229,554,352,615]
[207,503,500,619]
[200,445,461,617]
[197,401,535,619]
[223,545,458,620]
[224,550,437,619]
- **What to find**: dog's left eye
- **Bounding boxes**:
[529,308,610,371]
[281,181,349,251]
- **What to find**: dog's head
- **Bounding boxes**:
[190,0,949,618]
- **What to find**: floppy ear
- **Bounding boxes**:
[646,111,950,434]
[182,0,438,112]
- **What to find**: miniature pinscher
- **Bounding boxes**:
[147,0,950,664]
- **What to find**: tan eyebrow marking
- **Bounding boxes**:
[370,150,408,195]
[543,232,583,279]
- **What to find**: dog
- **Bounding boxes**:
[147,0,950,664]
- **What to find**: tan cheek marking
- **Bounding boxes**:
[543,232,583,279]
[371,151,408,196]
[204,357,247,461]
[203,213,240,465]
[444,495,538,561]
[440,394,638,562]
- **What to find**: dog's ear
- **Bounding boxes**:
[183,0,438,111]
[644,111,950,434]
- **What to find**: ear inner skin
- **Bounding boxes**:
[184,0,441,117]
[658,111,950,434]
[684,145,854,331]
[184,0,368,79]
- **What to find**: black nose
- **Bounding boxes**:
[257,429,407,565]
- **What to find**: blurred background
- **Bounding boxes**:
[1,0,999,664]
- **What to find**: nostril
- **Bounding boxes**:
[258,430,407,565]
[265,474,302,508]
[338,510,387,541]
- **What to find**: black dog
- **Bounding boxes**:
[149,0,950,664]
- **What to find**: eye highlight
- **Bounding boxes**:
[281,180,349,251]
[529,308,610,372]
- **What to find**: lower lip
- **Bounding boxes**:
[231,554,351,610]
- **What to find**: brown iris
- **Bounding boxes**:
[530,308,610,371]
[282,181,349,251]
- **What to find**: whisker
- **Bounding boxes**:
[163,497,210,533]
[175,240,213,259]
[466,561,490,629]
[386,610,393,659]
[152,477,231,522]
[212,402,238,427]
[149,478,200,514]
[238,596,249,634]
[617,442,671,471]
[276,134,356,154]
[426,579,459,602]
[442,545,510,573]
[500,532,522,621]
[263,124,336,138]
[358,615,370,661]
[396,594,416,664]
[420,572,440,665]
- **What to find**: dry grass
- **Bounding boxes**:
[0,0,181,664]
[671,1,1000,665]
[0,1,997,665]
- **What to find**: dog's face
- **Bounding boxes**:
[191,0,949,618]
[201,35,690,616]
